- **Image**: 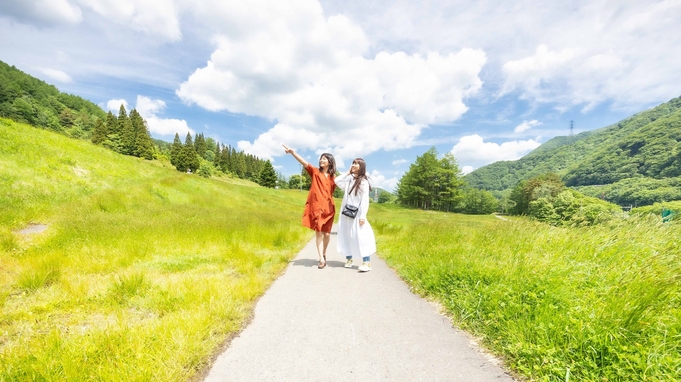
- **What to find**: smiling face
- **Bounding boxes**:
[350,161,360,174]
[319,155,329,170]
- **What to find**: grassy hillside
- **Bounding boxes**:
[0,118,311,380]
[465,95,681,206]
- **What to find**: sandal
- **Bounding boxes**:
[318,260,326,269]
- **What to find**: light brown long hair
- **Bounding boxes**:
[349,158,371,196]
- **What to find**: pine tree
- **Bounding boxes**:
[118,105,135,155]
[91,118,107,144]
[194,133,207,159]
[232,151,246,178]
[130,109,154,159]
[175,132,200,172]
[258,160,277,188]
[102,111,122,153]
[170,133,182,167]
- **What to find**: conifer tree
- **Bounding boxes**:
[175,132,200,172]
[118,105,135,155]
[105,111,118,134]
[102,110,122,152]
[258,160,277,188]
[91,118,107,144]
[170,133,182,167]
[232,150,246,178]
[130,109,154,159]
[213,142,222,169]
[194,133,207,159]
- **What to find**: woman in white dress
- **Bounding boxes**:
[335,158,377,272]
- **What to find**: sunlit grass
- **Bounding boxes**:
[0,119,310,381]
[370,204,681,381]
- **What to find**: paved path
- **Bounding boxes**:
[202,228,515,382]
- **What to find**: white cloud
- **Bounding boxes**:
[135,96,193,137]
[105,96,194,137]
[82,0,181,41]
[391,159,409,165]
[450,134,541,170]
[106,99,129,112]
[368,170,397,192]
[514,119,541,133]
[322,0,681,110]
[39,68,72,83]
[461,165,474,175]
[177,0,486,163]
[0,0,83,26]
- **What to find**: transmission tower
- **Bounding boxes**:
[569,120,574,136]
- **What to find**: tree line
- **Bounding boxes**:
[395,147,498,214]
[168,131,277,187]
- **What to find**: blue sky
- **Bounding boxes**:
[2,0,680,191]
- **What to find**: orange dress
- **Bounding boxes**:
[302,163,336,233]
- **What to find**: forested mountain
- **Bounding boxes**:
[465,95,681,206]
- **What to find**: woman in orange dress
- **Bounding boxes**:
[282,144,337,269]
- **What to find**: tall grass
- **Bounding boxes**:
[0,119,311,381]
[371,204,681,380]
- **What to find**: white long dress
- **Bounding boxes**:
[335,174,377,259]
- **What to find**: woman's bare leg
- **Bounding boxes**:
[322,232,330,258]
[315,231,325,263]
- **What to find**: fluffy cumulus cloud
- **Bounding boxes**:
[498,1,681,110]
[322,0,681,111]
[176,0,486,164]
[106,99,129,111]
[106,96,194,137]
[514,119,541,133]
[450,134,541,170]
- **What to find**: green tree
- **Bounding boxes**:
[396,147,465,211]
[194,133,207,159]
[170,133,182,167]
[118,105,135,155]
[258,160,277,188]
[175,132,200,172]
[457,188,498,214]
[509,173,564,215]
[130,109,154,159]
[91,118,107,144]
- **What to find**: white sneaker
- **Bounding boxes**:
[358,262,371,272]
[344,259,353,268]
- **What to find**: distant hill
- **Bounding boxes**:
[464,95,681,206]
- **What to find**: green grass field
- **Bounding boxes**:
[2,118,680,381]
[1,119,311,381]
[370,204,681,381]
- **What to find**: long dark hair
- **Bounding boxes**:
[349,158,371,196]
[319,153,336,176]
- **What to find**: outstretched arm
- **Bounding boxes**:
[282,144,308,168]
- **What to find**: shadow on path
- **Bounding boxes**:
[202,228,516,381]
